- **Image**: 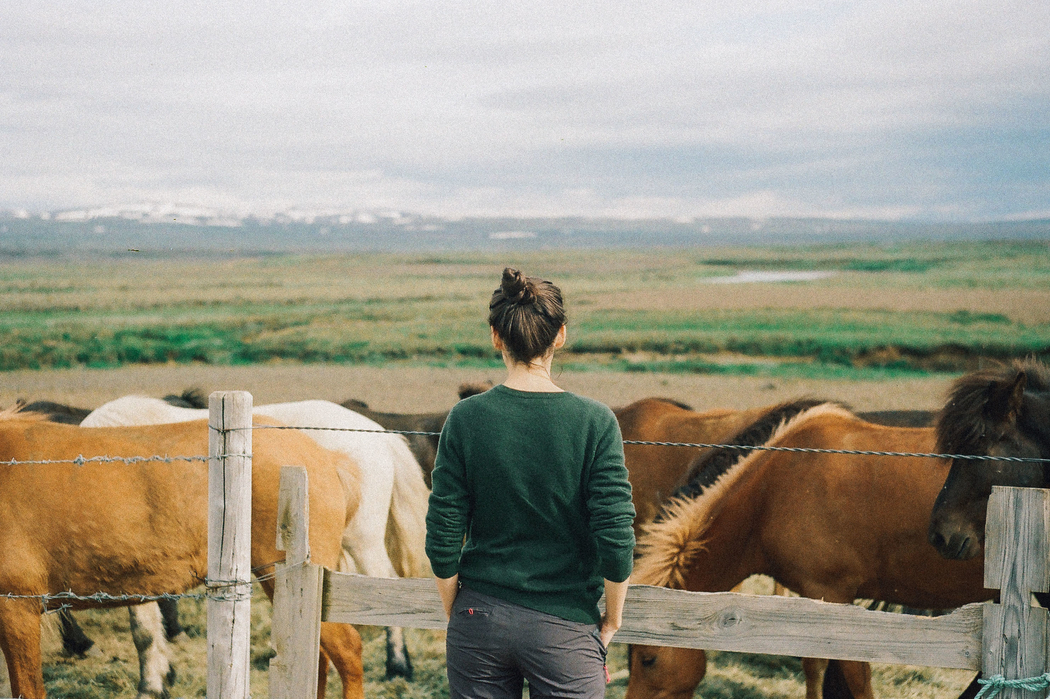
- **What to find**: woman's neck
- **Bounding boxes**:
[502,354,564,393]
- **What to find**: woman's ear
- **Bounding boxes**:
[552,324,567,350]
[491,327,505,351]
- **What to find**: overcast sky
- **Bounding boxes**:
[3,1,1048,220]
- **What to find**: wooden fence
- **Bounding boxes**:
[268,466,1050,699]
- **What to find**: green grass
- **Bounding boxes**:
[2,241,1048,378]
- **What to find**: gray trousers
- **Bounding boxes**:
[446,587,608,699]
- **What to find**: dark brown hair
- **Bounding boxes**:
[488,267,566,365]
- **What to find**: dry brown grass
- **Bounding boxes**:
[0,362,954,415]
[595,282,1050,325]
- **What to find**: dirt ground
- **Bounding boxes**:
[1,362,954,415]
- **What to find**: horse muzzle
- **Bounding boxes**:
[927,520,983,560]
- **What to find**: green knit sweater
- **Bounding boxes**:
[425,385,636,624]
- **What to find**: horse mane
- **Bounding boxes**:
[936,359,1050,455]
[633,402,856,589]
[458,380,494,400]
[647,397,695,411]
[163,388,208,409]
[341,398,371,411]
[672,398,832,501]
[0,404,49,422]
[15,399,91,425]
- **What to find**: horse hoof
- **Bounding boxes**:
[385,658,414,681]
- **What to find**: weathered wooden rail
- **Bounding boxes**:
[269,466,1050,699]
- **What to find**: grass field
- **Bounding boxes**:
[3,239,1046,698]
[1,241,1048,376]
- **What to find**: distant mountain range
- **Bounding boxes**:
[1,205,1047,256]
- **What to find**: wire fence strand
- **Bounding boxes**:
[4,417,1047,607]
[248,423,1050,463]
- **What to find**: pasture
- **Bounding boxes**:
[1,241,1048,377]
[2,240,1047,698]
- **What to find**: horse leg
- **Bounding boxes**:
[339,475,413,680]
[837,660,873,699]
[0,598,45,699]
[803,657,830,699]
[385,627,412,680]
[129,603,175,699]
[259,577,364,699]
[769,583,831,699]
[821,659,856,699]
[317,622,364,699]
[157,598,184,642]
[58,609,96,657]
[957,673,982,699]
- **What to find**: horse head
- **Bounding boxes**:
[625,645,706,699]
[928,360,1050,560]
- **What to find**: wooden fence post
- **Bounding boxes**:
[269,466,323,699]
[983,486,1050,698]
[208,391,253,699]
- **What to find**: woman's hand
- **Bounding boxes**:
[599,616,620,648]
[435,574,460,620]
[600,577,630,647]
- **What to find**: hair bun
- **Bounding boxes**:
[501,267,532,303]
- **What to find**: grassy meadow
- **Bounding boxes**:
[2,240,1049,377]
[3,239,1048,698]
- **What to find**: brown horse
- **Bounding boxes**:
[614,397,828,532]
[0,411,365,699]
[624,403,989,699]
[928,358,1050,560]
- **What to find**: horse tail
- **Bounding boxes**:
[383,435,432,578]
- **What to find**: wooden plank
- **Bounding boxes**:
[276,465,311,565]
[321,572,984,670]
[269,563,324,699]
[985,486,1050,594]
[207,390,253,699]
[982,487,1050,699]
[270,467,322,699]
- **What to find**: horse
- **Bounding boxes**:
[623,402,990,699]
[340,379,494,486]
[0,409,366,699]
[78,396,432,694]
[615,396,830,533]
[18,393,221,657]
[928,358,1050,560]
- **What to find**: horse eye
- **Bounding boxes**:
[641,655,656,668]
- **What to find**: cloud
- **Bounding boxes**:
[1,0,1047,219]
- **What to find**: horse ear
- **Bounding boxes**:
[987,370,1027,424]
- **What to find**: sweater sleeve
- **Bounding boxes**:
[585,409,636,583]
[425,407,472,579]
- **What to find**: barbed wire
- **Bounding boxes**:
[2,559,292,607]
[0,453,218,467]
[248,423,1050,463]
[1,418,1045,606]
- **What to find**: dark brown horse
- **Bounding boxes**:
[928,358,1050,560]
[624,403,989,699]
